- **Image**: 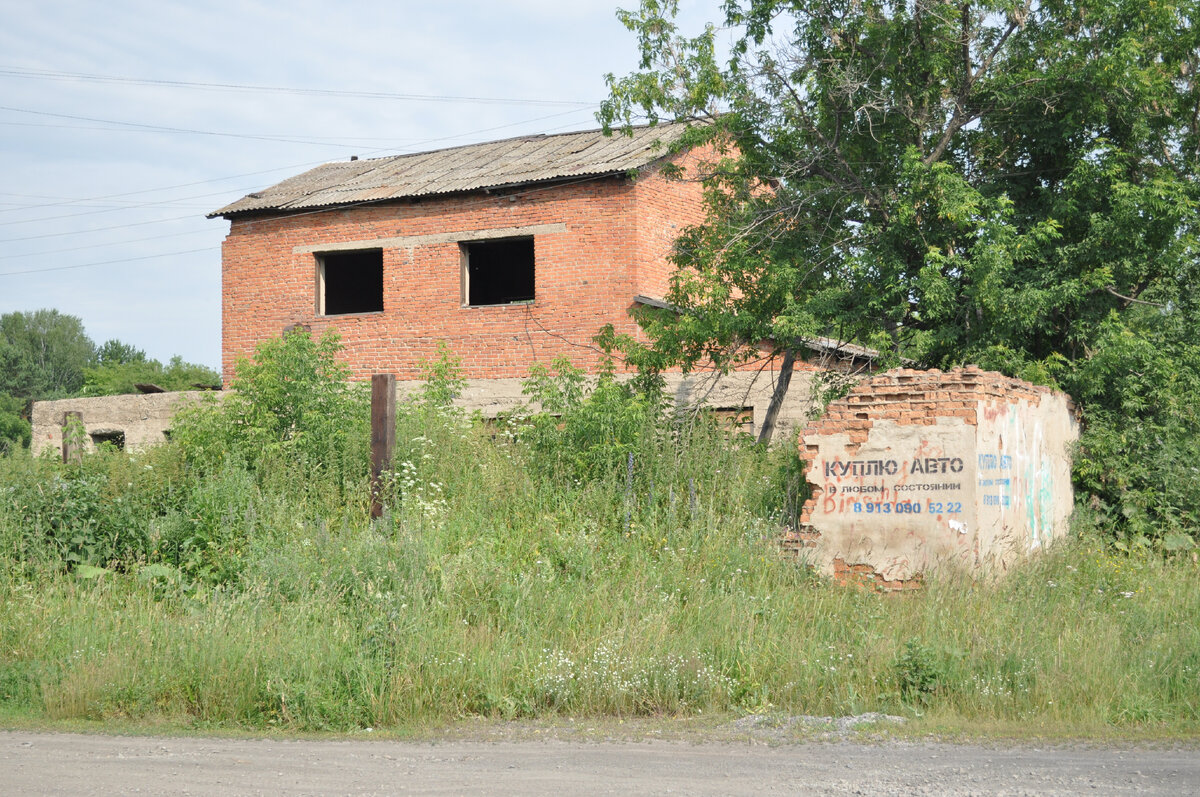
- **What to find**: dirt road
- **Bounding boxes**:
[3,730,1196,795]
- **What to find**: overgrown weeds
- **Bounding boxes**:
[0,332,1196,735]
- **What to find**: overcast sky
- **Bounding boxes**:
[0,0,721,369]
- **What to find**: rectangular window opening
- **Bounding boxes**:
[706,406,755,436]
[90,430,126,450]
[462,237,534,306]
[319,249,383,315]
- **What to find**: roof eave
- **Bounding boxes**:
[209,169,643,221]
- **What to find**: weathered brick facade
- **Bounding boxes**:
[29,129,838,454]
[787,366,1078,588]
[219,150,709,385]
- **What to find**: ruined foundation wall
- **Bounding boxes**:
[789,366,1078,587]
[401,368,818,441]
[31,392,221,456]
[31,368,818,458]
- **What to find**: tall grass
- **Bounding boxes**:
[0,337,1196,734]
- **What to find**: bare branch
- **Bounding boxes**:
[1107,287,1166,308]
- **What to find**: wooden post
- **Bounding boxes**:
[370,373,397,519]
[61,411,83,465]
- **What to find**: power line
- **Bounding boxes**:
[0,168,626,277]
[0,187,246,228]
[0,65,598,107]
[0,104,419,149]
[0,107,600,216]
[0,213,199,243]
[0,227,216,260]
[0,246,215,277]
[0,119,421,148]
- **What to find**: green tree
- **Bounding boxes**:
[171,328,366,477]
[601,0,1200,535]
[0,309,95,400]
[83,352,220,396]
[94,338,148,366]
[0,392,31,455]
[0,309,95,454]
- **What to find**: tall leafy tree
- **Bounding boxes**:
[0,392,30,455]
[0,309,96,400]
[601,0,1200,535]
[94,338,148,367]
[0,309,95,454]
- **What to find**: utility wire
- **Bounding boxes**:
[0,119,421,148]
[0,104,453,149]
[0,65,598,107]
[0,107,600,215]
[0,187,251,228]
[0,227,215,260]
[0,246,215,277]
[0,213,199,243]
[0,168,627,276]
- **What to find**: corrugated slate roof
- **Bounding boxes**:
[209,122,692,218]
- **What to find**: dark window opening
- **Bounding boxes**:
[320,250,383,315]
[90,430,126,450]
[463,238,534,306]
[707,407,755,435]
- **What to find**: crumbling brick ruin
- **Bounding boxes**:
[785,366,1078,588]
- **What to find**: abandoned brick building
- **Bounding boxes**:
[33,123,843,454]
[206,122,831,432]
[32,125,1078,583]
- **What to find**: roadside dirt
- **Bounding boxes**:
[4,726,1198,795]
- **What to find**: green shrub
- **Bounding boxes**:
[895,639,951,702]
[0,392,30,454]
[3,318,1198,734]
[1064,309,1200,545]
[517,355,665,483]
[171,328,369,490]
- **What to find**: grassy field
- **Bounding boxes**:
[1,341,1197,738]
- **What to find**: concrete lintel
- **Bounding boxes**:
[292,223,569,254]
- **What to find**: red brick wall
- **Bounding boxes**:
[220,166,687,384]
[219,144,818,387]
[632,146,711,306]
[803,367,1057,450]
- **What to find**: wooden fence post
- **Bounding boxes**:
[61,411,83,465]
[370,373,397,519]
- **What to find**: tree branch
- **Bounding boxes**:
[1107,287,1165,308]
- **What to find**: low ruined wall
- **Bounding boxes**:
[396,370,818,442]
[789,366,1078,587]
[31,392,221,456]
[31,369,818,457]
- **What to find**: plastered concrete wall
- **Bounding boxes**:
[30,392,221,456]
[789,367,1078,587]
[31,367,819,458]
[394,368,818,440]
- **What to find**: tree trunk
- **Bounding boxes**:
[757,347,797,445]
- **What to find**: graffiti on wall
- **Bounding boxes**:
[980,403,1058,551]
[977,453,1013,508]
[818,452,966,520]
